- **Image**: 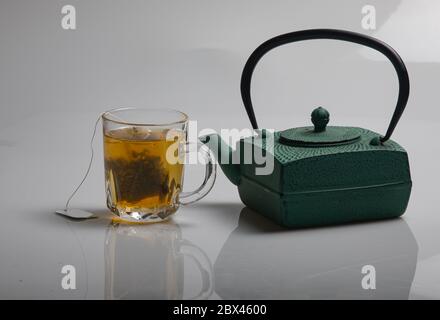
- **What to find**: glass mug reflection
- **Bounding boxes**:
[104,221,213,300]
[102,107,216,223]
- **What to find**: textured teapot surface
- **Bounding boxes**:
[235,105,411,228]
[243,126,405,166]
[239,122,408,194]
[243,107,405,167]
[237,130,411,227]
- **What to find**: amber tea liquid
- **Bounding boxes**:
[104,127,184,221]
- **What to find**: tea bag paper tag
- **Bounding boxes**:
[56,209,97,220]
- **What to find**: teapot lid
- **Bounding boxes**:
[279,107,361,147]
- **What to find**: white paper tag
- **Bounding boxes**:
[56,209,97,220]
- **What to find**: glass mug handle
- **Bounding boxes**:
[180,239,214,300]
[178,141,217,205]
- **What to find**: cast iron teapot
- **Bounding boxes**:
[202,29,412,228]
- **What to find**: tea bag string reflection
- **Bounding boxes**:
[56,113,104,219]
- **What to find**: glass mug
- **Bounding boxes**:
[102,107,216,223]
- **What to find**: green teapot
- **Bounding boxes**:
[202,29,412,228]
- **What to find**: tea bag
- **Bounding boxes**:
[103,126,178,207]
[56,113,104,220]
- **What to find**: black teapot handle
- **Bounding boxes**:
[240,29,410,143]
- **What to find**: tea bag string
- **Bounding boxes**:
[64,113,104,211]
[62,111,130,215]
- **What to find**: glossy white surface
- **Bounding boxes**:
[1,0,439,299]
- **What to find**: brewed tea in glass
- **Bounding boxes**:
[102,107,216,223]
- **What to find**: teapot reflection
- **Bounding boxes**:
[105,221,213,300]
[215,208,418,299]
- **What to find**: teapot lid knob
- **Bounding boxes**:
[280,106,360,147]
[311,107,330,132]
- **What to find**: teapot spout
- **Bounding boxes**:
[200,134,241,186]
